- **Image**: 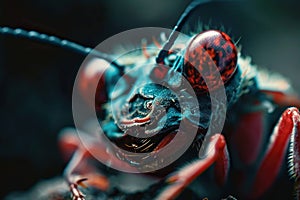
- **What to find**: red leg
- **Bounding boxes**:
[156,134,230,200]
[59,128,110,200]
[250,107,300,199]
[59,127,140,197]
[231,112,264,165]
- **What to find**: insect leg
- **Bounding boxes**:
[59,128,110,197]
[156,134,230,200]
[231,112,264,165]
[250,107,300,199]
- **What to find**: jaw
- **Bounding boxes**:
[100,103,207,171]
[115,100,187,150]
[101,82,208,168]
[112,124,180,153]
[107,97,207,154]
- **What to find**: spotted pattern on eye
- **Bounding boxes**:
[183,30,237,92]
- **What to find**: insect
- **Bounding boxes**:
[1,1,300,200]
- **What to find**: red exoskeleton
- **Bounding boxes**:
[1,1,300,199]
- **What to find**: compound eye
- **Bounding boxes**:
[183,30,237,92]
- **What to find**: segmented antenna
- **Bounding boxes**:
[0,26,122,68]
[156,0,211,63]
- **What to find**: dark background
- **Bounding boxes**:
[0,0,300,198]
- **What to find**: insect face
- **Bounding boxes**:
[93,27,239,170]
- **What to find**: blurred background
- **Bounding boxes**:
[0,0,300,198]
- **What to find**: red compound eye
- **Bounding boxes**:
[183,30,237,92]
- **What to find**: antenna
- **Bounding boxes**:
[0,26,122,68]
[156,0,211,63]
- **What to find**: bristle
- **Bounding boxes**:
[219,24,226,32]
[287,127,296,179]
[234,37,242,46]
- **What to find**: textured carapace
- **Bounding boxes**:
[183,30,237,92]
